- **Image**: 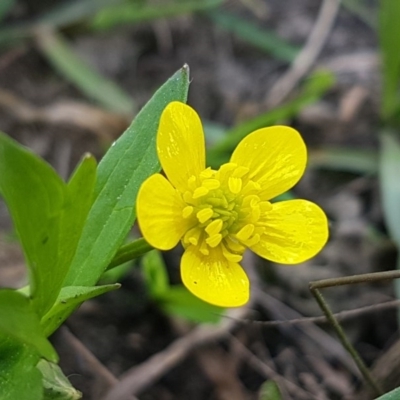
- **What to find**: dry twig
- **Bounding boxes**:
[265,0,341,108]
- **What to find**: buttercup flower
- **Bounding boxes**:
[137,102,328,307]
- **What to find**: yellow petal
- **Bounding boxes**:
[157,102,205,192]
[181,245,249,307]
[230,126,307,200]
[137,174,193,250]
[250,199,328,264]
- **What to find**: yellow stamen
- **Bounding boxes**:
[228,177,242,194]
[205,219,223,236]
[206,234,222,247]
[236,224,255,242]
[193,186,209,199]
[202,179,220,190]
[197,208,213,223]
[182,206,194,218]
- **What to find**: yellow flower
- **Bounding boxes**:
[137,102,328,307]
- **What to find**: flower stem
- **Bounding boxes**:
[107,238,153,270]
[308,271,400,397]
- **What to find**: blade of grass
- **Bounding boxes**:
[342,0,376,29]
[207,10,299,63]
[379,0,400,121]
[91,0,223,31]
[309,147,378,174]
[207,70,335,167]
[0,0,121,47]
[35,28,135,116]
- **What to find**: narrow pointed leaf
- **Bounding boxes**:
[64,65,190,287]
[41,284,120,336]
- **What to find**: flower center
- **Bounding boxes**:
[181,162,272,262]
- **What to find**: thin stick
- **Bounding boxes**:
[309,273,390,397]
[265,0,341,108]
[226,298,400,327]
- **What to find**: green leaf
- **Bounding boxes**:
[207,70,335,167]
[91,0,223,31]
[36,29,135,115]
[207,10,298,63]
[259,380,282,400]
[107,237,153,270]
[0,133,65,316]
[37,360,81,400]
[309,147,378,175]
[58,154,97,279]
[0,290,56,361]
[375,386,400,400]
[64,65,190,287]
[0,135,97,317]
[142,250,169,297]
[158,286,224,324]
[0,335,43,400]
[41,284,120,337]
[0,0,122,47]
[379,0,400,120]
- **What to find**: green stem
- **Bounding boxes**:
[107,238,153,270]
[309,278,386,396]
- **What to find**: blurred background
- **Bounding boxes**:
[1,0,400,399]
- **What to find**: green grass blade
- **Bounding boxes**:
[207,10,299,62]
[379,0,400,120]
[38,0,122,27]
[64,65,190,287]
[309,147,378,174]
[91,0,223,31]
[0,0,121,47]
[36,29,135,115]
[207,70,335,167]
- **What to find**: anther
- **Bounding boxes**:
[206,234,222,247]
[193,186,209,199]
[205,219,223,236]
[202,179,220,190]
[197,208,213,223]
[236,224,255,242]
[228,177,242,194]
[182,206,194,218]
